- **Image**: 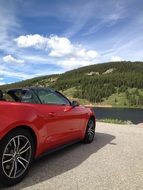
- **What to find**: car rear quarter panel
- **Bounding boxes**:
[0,101,48,157]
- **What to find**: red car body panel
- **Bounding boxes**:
[0,100,95,157]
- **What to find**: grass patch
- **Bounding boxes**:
[102,88,143,108]
[62,87,77,98]
[98,118,133,125]
[103,92,128,107]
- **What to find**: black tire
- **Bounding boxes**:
[0,128,35,187]
[83,118,95,144]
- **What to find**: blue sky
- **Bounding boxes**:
[0,0,143,84]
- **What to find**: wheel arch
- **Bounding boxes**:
[89,115,96,123]
[1,125,37,156]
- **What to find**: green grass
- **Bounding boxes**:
[102,88,143,108]
[98,118,133,125]
[62,87,77,98]
[103,92,127,107]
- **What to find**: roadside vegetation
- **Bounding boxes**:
[1,61,143,108]
[98,118,133,125]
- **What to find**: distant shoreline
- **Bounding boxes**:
[84,104,143,109]
[85,104,112,108]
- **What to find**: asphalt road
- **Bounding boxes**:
[2,122,143,190]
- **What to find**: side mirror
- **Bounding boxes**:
[71,100,79,107]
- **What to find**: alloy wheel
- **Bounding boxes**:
[2,135,31,179]
[87,119,95,141]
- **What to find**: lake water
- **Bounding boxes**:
[93,107,143,124]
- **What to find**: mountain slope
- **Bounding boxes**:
[1,61,143,108]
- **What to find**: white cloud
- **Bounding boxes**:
[47,35,74,57]
[0,70,29,80]
[14,34,47,49]
[0,64,36,80]
[3,55,25,64]
[0,82,6,85]
[48,36,98,59]
[14,34,98,60]
[14,34,99,70]
[111,56,122,62]
[0,62,62,82]
[22,55,48,63]
[57,57,95,70]
[0,0,20,54]
[0,78,5,85]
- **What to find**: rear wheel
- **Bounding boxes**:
[0,128,35,187]
[83,118,95,143]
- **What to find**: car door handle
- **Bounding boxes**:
[48,112,56,117]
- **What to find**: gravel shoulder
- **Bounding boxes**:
[3,122,143,190]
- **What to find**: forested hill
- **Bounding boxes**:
[1,61,143,108]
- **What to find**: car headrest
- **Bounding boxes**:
[0,90,3,99]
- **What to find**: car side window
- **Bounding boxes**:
[21,90,36,103]
[37,89,70,105]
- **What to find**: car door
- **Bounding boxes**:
[33,88,83,149]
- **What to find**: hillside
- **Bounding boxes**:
[1,61,143,108]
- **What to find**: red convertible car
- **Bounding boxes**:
[0,87,96,186]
